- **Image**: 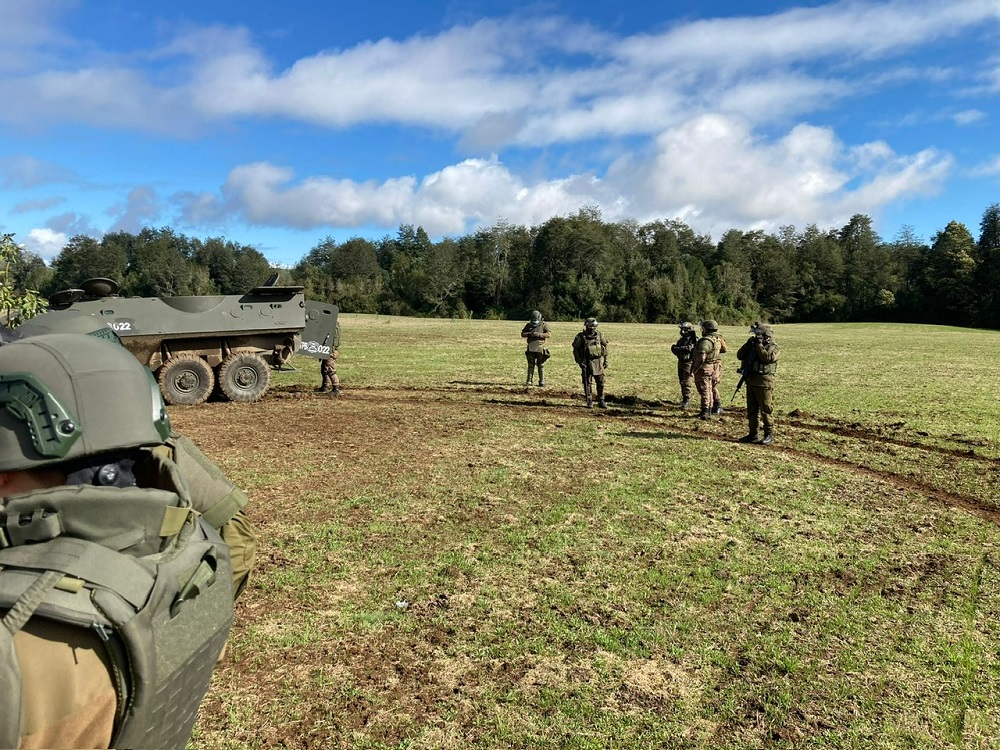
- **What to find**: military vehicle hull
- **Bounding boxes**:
[47,279,338,405]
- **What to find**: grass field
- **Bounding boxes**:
[179,317,1000,749]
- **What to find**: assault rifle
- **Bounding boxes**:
[730,337,759,403]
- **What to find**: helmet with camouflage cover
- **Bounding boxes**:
[757,323,774,338]
[10,310,121,345]
[700,319,719,333]
[0,333,171,472]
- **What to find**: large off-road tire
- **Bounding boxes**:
[217,351,271,402]
[158,354,215,405]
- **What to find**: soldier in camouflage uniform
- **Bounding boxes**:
[8,310,258,600]
[0,334,233,749]
[521,310,551,386]
[317,320,342,396]
[572,317,610,408]
[670,321,698,408]
[736,322,781,444]
[690,319,728,420]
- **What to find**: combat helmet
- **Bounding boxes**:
[530,310,543,325]
[700,319,719,333]
[585,317,598,330]
[0,333,171,472]
[679,321,695,333]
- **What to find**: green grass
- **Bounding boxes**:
[183,317,1000,750]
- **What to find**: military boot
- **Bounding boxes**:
[760,432,773,445]
[597,382,607,408]
[738,432,760,443]
[525,363,534,386]
[537,365,545,387]
[699,408,710,421]
[680,399,690,410]
[711,403,724,416]
[314,374,331,393]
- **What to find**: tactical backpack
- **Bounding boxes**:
[0,456,233,750]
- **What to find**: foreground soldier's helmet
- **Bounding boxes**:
[531,310,542,324]
[0,333,171,472]
[679,321,695,332]
[757,324,774,338]
[700,319,719,333]
[585,317,598,330]
[10,310,120,345]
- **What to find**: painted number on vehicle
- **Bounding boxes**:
[110,320,135,332]
[300,340,331,355]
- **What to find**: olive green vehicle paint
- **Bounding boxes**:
[43,277,338,405]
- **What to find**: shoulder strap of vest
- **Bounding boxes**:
[0,569,66,748]
[0,623,20,749]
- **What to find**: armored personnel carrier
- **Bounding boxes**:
[45,277,338,405]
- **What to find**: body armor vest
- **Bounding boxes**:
[0,456,233,750]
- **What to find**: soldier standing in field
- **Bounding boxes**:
[317,320,342,396]
[572,317,610,408]
[691,319,727,420]
[521,310,551,386]
[736,322,781,444]
[670,321,698,408]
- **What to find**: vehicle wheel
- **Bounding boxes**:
[158,354,215,405]
[217,351,271,402]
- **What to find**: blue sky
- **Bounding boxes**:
[2,0,999,267]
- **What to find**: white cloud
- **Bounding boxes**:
[22,227,67,261]
[0,155,77,188]
[107,186,163,233]
[173,117,952,240]
[970,156,1000,177]
[3,1,998,146]
[13,196,65,213]
[175,157,611,236]
[952,109,986,125]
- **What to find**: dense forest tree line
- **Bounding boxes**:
[7,203,1000,328]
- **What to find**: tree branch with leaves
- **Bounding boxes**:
[0,234,45,327]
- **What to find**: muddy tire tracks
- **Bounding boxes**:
[268,383,1000,527]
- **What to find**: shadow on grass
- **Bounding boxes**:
[622,430,700,441]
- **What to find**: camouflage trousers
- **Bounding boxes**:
[677,361,694,402]
[221,510,258,600]
[745,383,775,435]
[320,351,340,391]
[695,362,722,411]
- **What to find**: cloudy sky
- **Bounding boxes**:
[1,0,999,266]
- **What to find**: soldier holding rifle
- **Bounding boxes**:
[670,321,698,409]
[734,322,781,444]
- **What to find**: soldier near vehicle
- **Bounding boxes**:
[670,321,699,409]
[572,317,610,408]
[6,309,258,600]
[316,320,343,396]
[690,319,728,420]
[521,310,551,387]
[0,334,233,749]
[735,322,781,445]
